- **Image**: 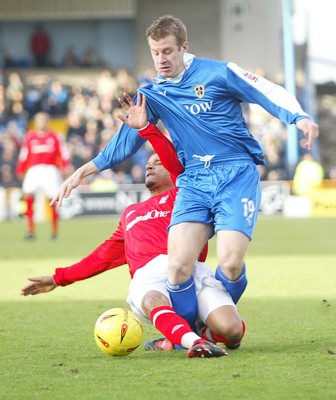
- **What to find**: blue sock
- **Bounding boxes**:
[166,276,198,332]
[215,264,248,304]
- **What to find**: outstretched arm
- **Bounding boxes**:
[50,160,99,206]
[21,276,57,296]
[21,223,127,296]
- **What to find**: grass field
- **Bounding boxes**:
[1,216,335,400]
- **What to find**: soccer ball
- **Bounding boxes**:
[94,307,144,357]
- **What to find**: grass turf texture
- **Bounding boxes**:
[1,216,335,400]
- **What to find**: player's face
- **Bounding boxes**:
[145,153,172,189]
[34,112,49,132]
[148,34,189,79]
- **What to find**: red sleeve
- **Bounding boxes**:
[139,123,184,183]
[53,221,127,286]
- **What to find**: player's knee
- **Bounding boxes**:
[141,290,170,316]
[227,319,245,342]
[218,258,244,280]
[167,260,192,284]
[218,319,244,343]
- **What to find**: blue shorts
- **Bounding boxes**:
[170,161,262,239]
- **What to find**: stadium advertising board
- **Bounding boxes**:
[6,181,336,220]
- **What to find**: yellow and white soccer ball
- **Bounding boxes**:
[94,307,144,357]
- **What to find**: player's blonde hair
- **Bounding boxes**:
[146,15,188,47]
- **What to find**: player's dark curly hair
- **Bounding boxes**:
[146,15,188,47]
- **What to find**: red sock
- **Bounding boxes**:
[25,195,35,233]
[203,320,246,345]
[50,204,58,236]
[150,306,194,347]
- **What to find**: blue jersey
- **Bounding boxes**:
[93,57,310,171]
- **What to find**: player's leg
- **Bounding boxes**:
[45,166,62,240]
[49,202,59,240]
[127,256,227,357]
[200,305,246,348]
[167,222,211,331]
[21,169,38,239]
[213,162,261,303]
[142,290,199,349]
[196,270,245,348]
[142,291,227,357]
[24,193,35,239]
[215,230,249,304]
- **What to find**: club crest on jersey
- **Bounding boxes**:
[194,85,205,98]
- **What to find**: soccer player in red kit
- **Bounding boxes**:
[21,144,245,358]
[16,112,69,240]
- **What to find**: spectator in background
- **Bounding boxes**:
[1,163,20,189]
[24,74,50,117]
[261,127,287,180]
[0,165,21,220]
[46,80,69,116]
[5,71,24,106]
[90,169,119,192]
[16,112,70,240]
[115,67,137,99]
[68,142,96,171]
[30,25,52,67]
[7,101,29,136]
[292,153,324,196]
[0,137,20,188]
[80,47,100,67]
[100,113,118,136]
[83,119,100,155]
[0,101,8,133]
[66,111,86,141]
[3,120,22,150]
[130,164,146,183]
[96,69,118,99]
[61,46,79,67]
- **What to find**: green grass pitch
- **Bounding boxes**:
[1,216,335,400]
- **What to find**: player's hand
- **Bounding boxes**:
[50,173,82,206]
[21,276,57,296]
[296,118,319,150]
[117,92,148,130]
[50,161,99,206]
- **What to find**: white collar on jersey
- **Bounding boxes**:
[152,52,196,84]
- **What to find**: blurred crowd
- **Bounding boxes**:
[0,65,305,193]
[0,67,157,192]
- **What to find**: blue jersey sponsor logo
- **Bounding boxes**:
[184,100,213,115]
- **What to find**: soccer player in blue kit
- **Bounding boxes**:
[52,15,319,334]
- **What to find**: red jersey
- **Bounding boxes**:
[54,188,175,285]
[53,123,207,287]
[16,131,69,175]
